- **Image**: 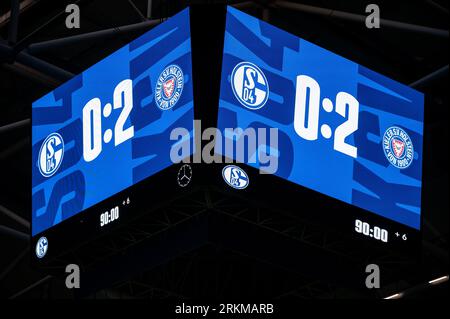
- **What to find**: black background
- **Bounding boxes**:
[0,0,448,302]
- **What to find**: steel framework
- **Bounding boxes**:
[0,0,448,300]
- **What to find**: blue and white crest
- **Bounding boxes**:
[38,132,64,177]
[35,236,48,258]
[231,62,269,110]
[155,64,184,110]
[222,165,250,189]
[382,126,414,169]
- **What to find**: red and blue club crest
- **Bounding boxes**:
[155,65,184,110]
[382,126,414,169]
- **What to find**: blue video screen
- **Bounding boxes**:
[217,7,424,229]
[32,8,194,236]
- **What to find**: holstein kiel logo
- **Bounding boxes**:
[38,132,64,177]
[231,61,269,110]
[155,64,184,110]
[222,165,249,189]
[383,126,414,169]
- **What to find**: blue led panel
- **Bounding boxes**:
[32,8,194,235]
[218,7,424,229]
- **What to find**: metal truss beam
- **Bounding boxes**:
[0,247,29,282]
[0,225,29,241]
[273,1,449,38]
[233,1,257,9]
[0,0,35,29]
[1,62,60,87]
[127,0,146,22]
[147,0,153,19]
[0,118,30,135]
[27,19,160,54]
[8,275,52,299]
[425,0,449,15]
[8,0,20,44]
[13,0,87,52]
[0,204,30,229]
[0,137,29,160]
[0,42,74,81]
[16,50,74,81]
[410,64,449,88]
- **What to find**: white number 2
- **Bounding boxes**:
[114,79,134,146]
[334,92,359,158]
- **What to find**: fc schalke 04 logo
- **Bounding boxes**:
[231,61,269,110]
[222,165,250,189]
[38,132,64,177]
[382,126,414,169]
[155,64,184,110]
[35,236,48,259]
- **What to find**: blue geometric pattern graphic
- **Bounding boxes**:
[32,8,194,236]
[218,7,424,229]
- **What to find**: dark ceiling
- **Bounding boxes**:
[0,0,448,299]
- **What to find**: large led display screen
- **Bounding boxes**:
[217,7,424,229]
[32,8,194,236]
